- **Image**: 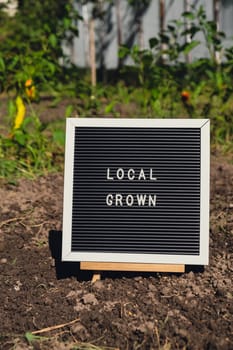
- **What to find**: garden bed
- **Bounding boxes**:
[0,154,232,350]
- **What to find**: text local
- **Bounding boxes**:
[106,168,157,207]
[107,167,157,181]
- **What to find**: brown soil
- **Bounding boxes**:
[0,155,233,350]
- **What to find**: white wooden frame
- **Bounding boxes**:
[62,118,210,265]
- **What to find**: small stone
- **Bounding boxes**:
[186,290,194,299]
[187,271,195,280]
[0,258,7,264]
[145,321,155,332]
[72,323,90,341]
[14,280,22,292]
[50,259,56,267]
[44,297,53,305]
[93,280,104,290]
[66,290,80,299]
[148,283,157,292]
[192,285,201,295]
[82,293,98,305]
[136,324,147,333]
[74,302,85,312]
[161,287,170,296]
[134,276,143,282]
[176,328,189,340]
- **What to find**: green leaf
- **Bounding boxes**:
[52,129,65,146]
[182,11,195,20]
[0,56,5,72]
[118,46,130,59]
[65,104,74,117]
[14,130,27,146]
[49,34,58,48]
[149,37,159,49]
[25,332,47,343]
[182,40,200,55]
[63,17,71,30]
[47,62,56,74]
[9,56,19,70]
[167,25,175,32]
[159,34,170,44]
[7,100,16,118]
[182,26,200,39]
[217,31,226,38]
[104,101,115,114]
[22,116,34,128]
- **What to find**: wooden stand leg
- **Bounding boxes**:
[91,272,101,283]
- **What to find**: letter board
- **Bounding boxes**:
[62,118,209,265]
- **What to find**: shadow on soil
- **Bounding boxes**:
[48,230,89,280]
[49,230,204,282]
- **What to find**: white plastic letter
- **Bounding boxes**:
[107,168,114,180]
[138,168,146,180]
[126,194,134,206]
[106,194,113,206]
[128,168,135,180]
[136,194,147,206]
[116,168,124,180]
[150,168,157,181]
[148,195,157,207]
[115,194,123,206]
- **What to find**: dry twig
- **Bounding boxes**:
[31,318,80,335]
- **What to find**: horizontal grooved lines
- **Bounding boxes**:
[71,126,201,255]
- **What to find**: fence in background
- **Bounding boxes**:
[71,0,233,70]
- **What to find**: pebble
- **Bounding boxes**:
[14,280,22,292]
[134,276,143,282]
[50,259,56,267]
[161,287,170,296]
[186,290,194,299]
[226,292,233,299]
[192,285,201,295]
[145,321,155,332]
[0,258,7,264]
[72,323,89,341]
[44,297,52,305]
[148,283,157,292]
[93,280,104,290]
[187,271,195,280]
[82,293,98,305]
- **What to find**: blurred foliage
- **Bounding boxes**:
[0,0,81,95]
[0,3,232,180]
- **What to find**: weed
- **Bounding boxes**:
[25,332,48,344]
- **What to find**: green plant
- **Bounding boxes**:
[0,1,81,95]
[119,45,155,87]
[0,98,65,180]
[25,332,48,344]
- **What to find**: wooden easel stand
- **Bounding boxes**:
[80,262,185,282]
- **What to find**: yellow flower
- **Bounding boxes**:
[25,79,36,100]
[13,96,26,130]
